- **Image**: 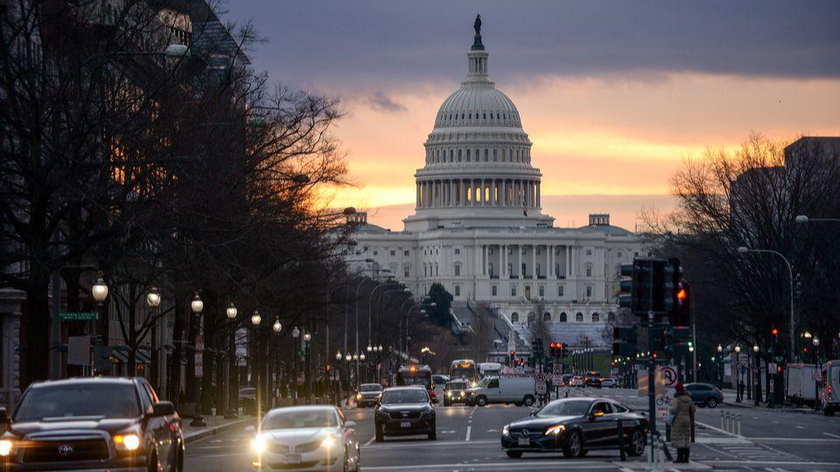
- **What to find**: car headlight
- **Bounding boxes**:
[502,425,510,436]
[321,436,336,450]
[447,391,452,397]
[114,433,141,451]
[356,393,362,400]
[471,382,478,388]
[251,435,267,454]
[545,425,566,436]
[0,439,14,456]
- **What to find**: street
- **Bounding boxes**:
[185,388,840,471]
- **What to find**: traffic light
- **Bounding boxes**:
[558,342,565,358]
[619,259,654,315]
[612,326,637,357]
[671,280,690,326]
[661,259,682,315]
[549,342,557,357]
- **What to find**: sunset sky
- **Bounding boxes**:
[225,1,840,230]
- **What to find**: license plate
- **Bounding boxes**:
[283,454,301,464]
[401,421,411,428]
[517,438,530,446]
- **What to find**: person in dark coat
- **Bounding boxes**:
[669,382,696,463]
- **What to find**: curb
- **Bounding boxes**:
[723,402,818,414]
[184,418,254,444]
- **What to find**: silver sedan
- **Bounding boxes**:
[250,406,360,472]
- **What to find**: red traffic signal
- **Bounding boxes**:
[771,328,779,336]
[325,364,331,372]
[677,287,687,301]
[510,350,516,356]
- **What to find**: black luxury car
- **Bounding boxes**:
[501,397,648,459]
[0,377,184,471]
[374,387,436,442]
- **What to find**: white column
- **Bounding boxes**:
[483,245,488,276]
[536,182,541,208]
[532,244,536,279]
[469,180,475,206]
[461,180,466,206]
[449,180,454,207]
[566,245,570,277]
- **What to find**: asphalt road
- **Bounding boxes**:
[186,388,840,471]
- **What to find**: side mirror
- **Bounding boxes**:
[148,401,176,417]
[588,411,605,421]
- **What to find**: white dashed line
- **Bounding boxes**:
[824,432,840,439]
[465,425,472,442]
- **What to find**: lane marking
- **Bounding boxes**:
[795,425,804,429]
[362,439,497,450]
[696,420,742,438]
[823,432,840,439]
[360,461,617,471]
[364,436,376,446]
[465,426,471,442]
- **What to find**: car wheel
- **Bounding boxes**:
[506,451,523,458]
[476,396,488,407]
[627,428,646,457]
[523,395,535,407]
[706,398,718,408]
[375,423,384,442]
[562,430,585,458]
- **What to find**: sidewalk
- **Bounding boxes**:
[721,388,818,414]
[181,415,254,443]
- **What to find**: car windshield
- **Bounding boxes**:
[262,409,338,430]
[448,382,467,390]
[15,383,140,421]
[477,377,494,388]
[381,389,428,404]
[537,400,592,418]
[360,384,382,392]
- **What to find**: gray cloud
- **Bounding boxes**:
[365,90,407,112]
[224,0,840,91]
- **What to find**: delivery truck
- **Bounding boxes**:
[785,363,818,404]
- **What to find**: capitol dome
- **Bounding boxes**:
[405,21,553,231]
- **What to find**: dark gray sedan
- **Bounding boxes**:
[685,383,724,408]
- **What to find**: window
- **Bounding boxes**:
[373,250,378,256]
[617,251,623,258]
[488,379,500,389]
[404,264,411,278]
[390,250,395,256]
[590,402,612,415]
[586,286,593,298]
[455,248,460,255]
[424,265,428,277]
[592,313,600,323]
[527,312,535,323]
[511,312,519,323]
[543,312,551,322]
[575,313,584,322]
[586,249,592,256]
[454,264,461,276]
[521,263,526,276]
[454,285,461,296]
[489,248,494,255]
[536,249,541,255]
[489,263,494,276]
[536,263,541,277]
[539,285,545,297]
[586,265,592,277]
[404,250,410,256]
[435,264,439,276]
[511,285,517,297]
[558,285,564,297]
[507,263,513,275]
[613,404,629,413]
[492,285,498,296]
[560,312,568,322]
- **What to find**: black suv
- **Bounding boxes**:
[0,377,184,471]
[374,387,436,442]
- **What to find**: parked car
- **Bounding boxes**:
[374,387,436,442]
[355,383,384,408]
[0,377,184,471]
[466,376,537,407]
[501,397,648,458]
[570,376,585,387]
[250,405,360,472]
[443,380,469,406]
[685,383,724,408]
[601,378,618,388]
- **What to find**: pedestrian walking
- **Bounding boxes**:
[669,382,696,463]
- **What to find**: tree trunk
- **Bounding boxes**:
[23,282,51,387]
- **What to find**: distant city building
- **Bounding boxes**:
[345,25,646,348]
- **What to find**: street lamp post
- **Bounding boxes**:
[753,344,762,405]
[813,336,821,411]
[737,246,796,361]
[292,327,300,401]
[734,345,742,403]
[304,331,312,404]
[224,303,238,418]
[92,274,109,375]
[190,293,205,427]
[145,288,163,397]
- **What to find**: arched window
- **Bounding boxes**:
[388,262,397,274]
[527,312,536,323]
[543,312,552,322]
[608,312,616,322]
[585,263,593,277]
[511,312,519,323]
[591,312,600,323]
[560,312,568,322]
[575,312,584,322]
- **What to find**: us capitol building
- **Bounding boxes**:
[346,20,646,348]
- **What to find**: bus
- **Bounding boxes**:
[478,362,502,378]
[449,359,478,383]
[396,365,438,402]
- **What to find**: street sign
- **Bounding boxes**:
[656,388,675,419]
[553,364,563,374]
[552,374,563,385]
[59,311,97,321]
[659,365,678,388]
[768,362,777,373]
[67,336,91,366]
[535,373,547,395]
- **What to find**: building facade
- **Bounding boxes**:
[346,26,646,348]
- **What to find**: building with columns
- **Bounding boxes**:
[346,24,646,348]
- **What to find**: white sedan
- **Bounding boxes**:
[250,405,360,472]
